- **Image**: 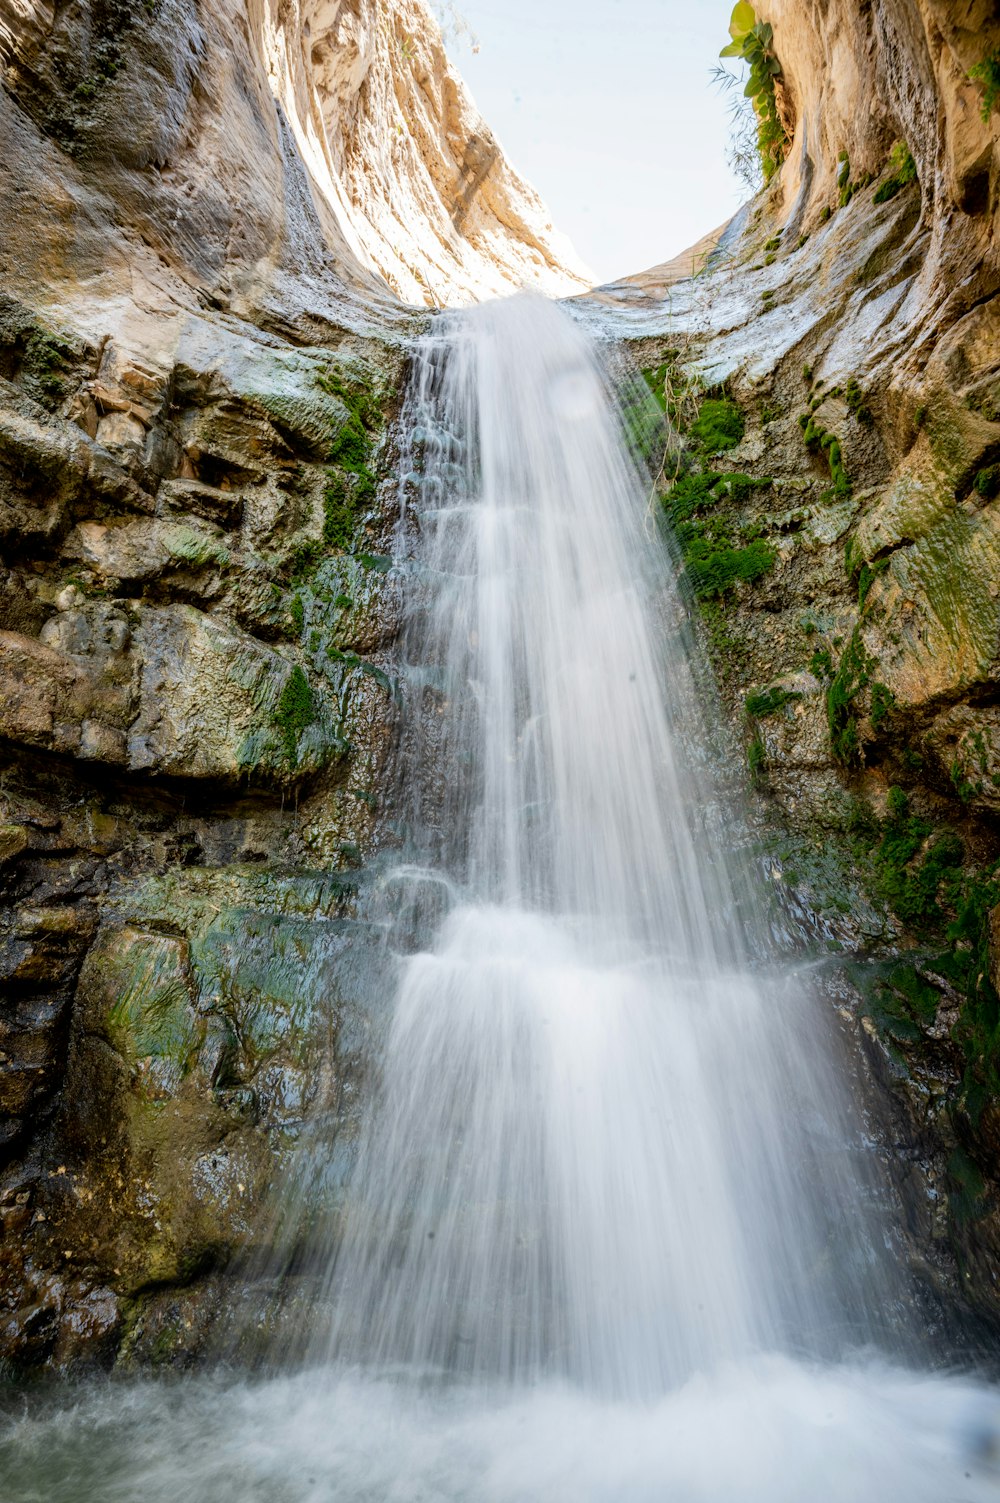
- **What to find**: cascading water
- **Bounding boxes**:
[316,293,909,1391]
[3,294,999,1502]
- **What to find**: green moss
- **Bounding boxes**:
[809,646,834,680]
[869,681,895,730]
[872,789,963,929]
[974,465,1000,501]
[289,594,305,637]
[826,629,873,764]
[690,398,744,453]
[873,140,918,204]
[837,151,854,208]
[317,368,385,552]
[662,469,775,601]
[857,558,887,608]
[969,50,1000,123]
[799,413,851,495]
[685,537,774,598]
[747,731,767,782]
[22,329,76,403]
[819,205,832,224]
[844,377,874,426]
[867,960,942,1044]
[273,666,314,766]
[746,685,801,718]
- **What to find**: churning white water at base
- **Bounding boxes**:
[3,1363,1000,1502]
[3,293,1000,1498]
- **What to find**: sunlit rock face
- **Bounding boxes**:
[583,0,1000,1330]
[0,0,590,311]
[0,0,593,1369]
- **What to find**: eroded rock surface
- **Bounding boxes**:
[587,0,1000,1330]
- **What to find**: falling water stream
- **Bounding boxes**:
[3,295,1000,1500]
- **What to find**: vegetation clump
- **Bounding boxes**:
[826,628,872,764]
[974,465,1000,501]
[690,398,745,454]
[969,50,1000,123]
[745,685,801,718]
[273,665,314,766]
[317,368,384,551]
[798,413,851,494]
[663,470,775,601]
[719,3,790,183]
[844,377,874,426]
[873,141,918,204]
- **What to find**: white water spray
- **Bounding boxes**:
[319,294,909,1393]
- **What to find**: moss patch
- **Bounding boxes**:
[317,368,385,551]
[663,471,775,600]
[273,666,314,766]
[690,398,745,454]
[873,141,918,204]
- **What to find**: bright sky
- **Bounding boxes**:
[439,0,748,285]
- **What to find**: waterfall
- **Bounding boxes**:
[3,294,998,1502]
[317,293,909,1390]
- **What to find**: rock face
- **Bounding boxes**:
[0,0,593,1369]
[0,0,590,311]
[590,0,1000,1329]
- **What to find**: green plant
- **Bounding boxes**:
[23,329,75,402]
[873,790,963,929]
[760,288,775,301]
[799,413,851,494]
[720,3,790,183]
[274,666,314,765]
[857,558,887,608]
[869,681,895,730]
[974,464,1000,501]
[827,629,872,764]
[844,377,874,426]
[748,731,767,782]
[690,397,744,453]
[809,647,833,680]
[662,471,776,601]
[318,367,384,551]
[746,685,801,718]
[837,151,853,208]
[873,140,917,204]
[969,50,1000,123]
[819,205,832,223]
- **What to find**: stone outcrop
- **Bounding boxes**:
[590,0,1000,1328]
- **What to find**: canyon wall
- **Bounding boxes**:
[3,0,1000,1370]
[597,0,1000,1330]
[0,0,587,1368]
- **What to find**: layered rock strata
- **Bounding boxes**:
[590,0,1000,1329]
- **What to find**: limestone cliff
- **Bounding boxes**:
[3,0,1000,1373]
[0,0,588,1369]
[591,0,1000,1328]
